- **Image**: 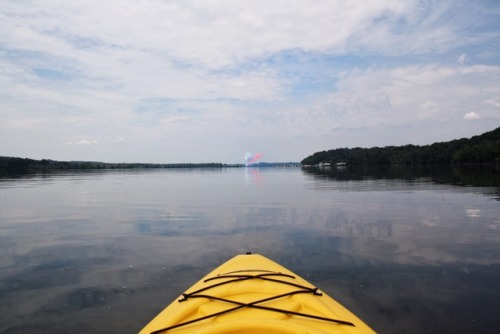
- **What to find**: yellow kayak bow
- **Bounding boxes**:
[140,253,376,334]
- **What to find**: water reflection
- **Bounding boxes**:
[244,167,263,185]
[0,167,499,334]
[302,164,500,200]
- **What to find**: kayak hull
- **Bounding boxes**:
[140,253,376,334]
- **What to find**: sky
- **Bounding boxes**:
[1,0,500,164]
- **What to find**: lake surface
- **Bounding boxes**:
[0,166,499,333]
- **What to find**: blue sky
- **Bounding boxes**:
[1,0,499,163]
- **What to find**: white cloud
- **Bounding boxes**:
[483,99,500,108]
[457,53,468,64]
[263,63,500,139]
[0,0,477,71]
[464,112,479,120]
[65,139,99,146]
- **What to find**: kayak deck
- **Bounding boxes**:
[140,253,376,334]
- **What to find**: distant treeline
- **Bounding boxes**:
[247,162,301,167]
[0,157,229,173]
[301,127,500,166]
[0,157,302,174]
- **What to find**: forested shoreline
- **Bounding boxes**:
[301,127,500,166]
[0,157,230,173]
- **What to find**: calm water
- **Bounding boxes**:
[0,166,499,333]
